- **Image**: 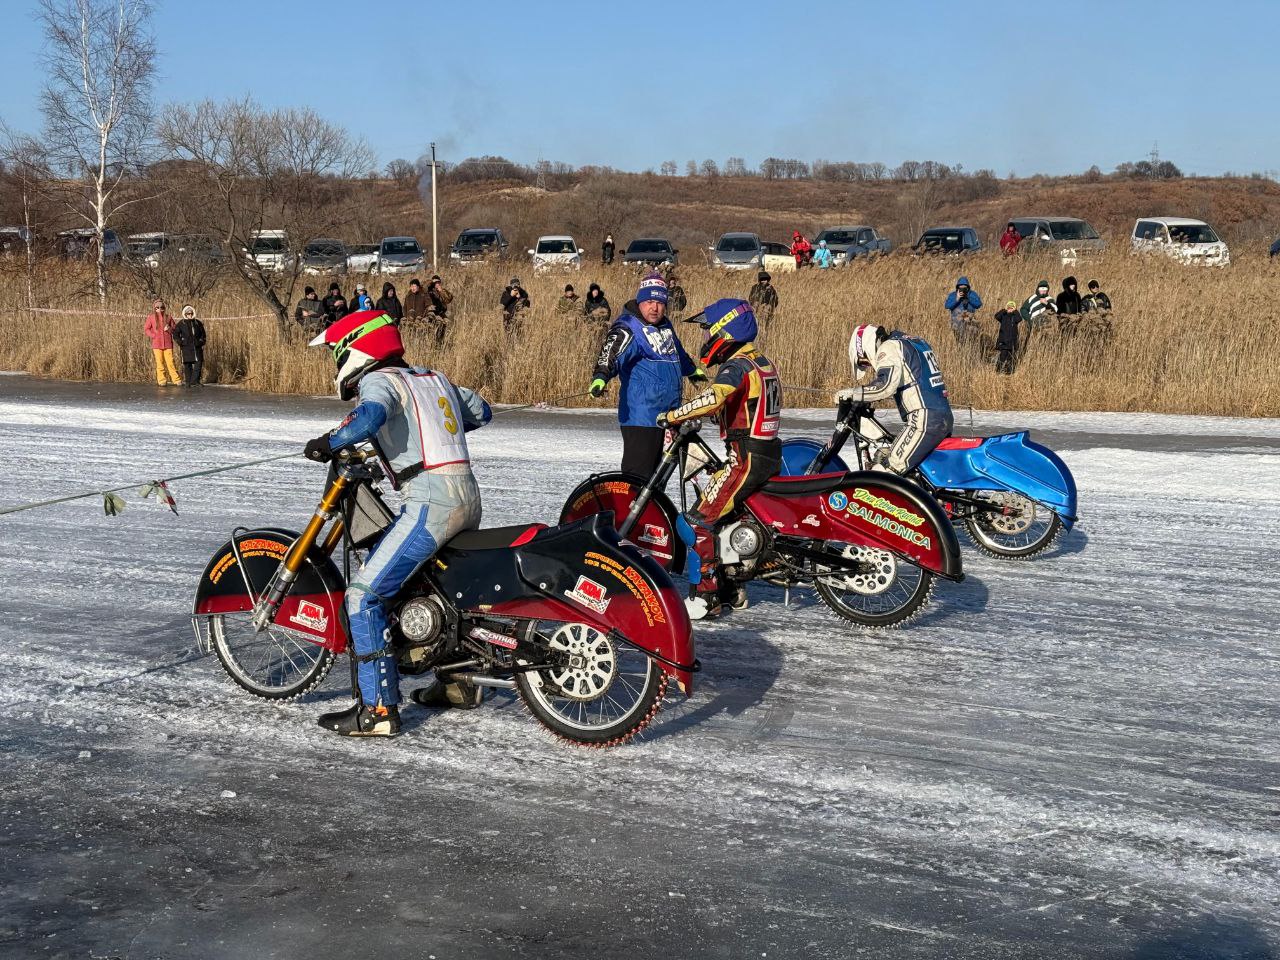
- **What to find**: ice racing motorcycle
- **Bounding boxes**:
[560,421,963,628]
[779,400,1077,559]
[191,449,696,746]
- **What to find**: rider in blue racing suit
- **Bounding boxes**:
[305,309,491,737]
[835,324,953,473]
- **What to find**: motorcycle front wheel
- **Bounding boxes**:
[964,492,1064,559]
[812,543,935,628]
[208,613,337,700]
[515,622,666,746]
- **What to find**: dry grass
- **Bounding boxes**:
[1,252,1278,417]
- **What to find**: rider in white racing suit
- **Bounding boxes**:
[305,309,491,737]
[835,324,954,473]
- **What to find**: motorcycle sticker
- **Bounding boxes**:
[564,575,610,614]
[801,514,821,527]
[583,550,667,627]
[469,626,518,650]
[638,523,670,547]
[828,492,849,511]
[841,487,932,549]
[289,599,330,634]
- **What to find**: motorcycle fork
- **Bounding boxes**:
[618,442,683,539]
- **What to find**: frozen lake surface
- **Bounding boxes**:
[1,376,1278,959]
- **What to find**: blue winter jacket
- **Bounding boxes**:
[943,276,982,317]
[593,302,699,427]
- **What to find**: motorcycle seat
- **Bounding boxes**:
[936,437,985,450]
[760,472,851,496]
[446,523,547,551]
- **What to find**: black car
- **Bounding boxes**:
[622,237,678,267]
[912,226,982,256]
[450,228,509,265]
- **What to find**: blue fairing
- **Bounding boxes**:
[917,433,1077,525]
[779,438,849,476]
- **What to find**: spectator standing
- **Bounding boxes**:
[427,275,453,321]
[790,231,813,268]
[602,234,616,265]
[322,282,346,322]
[1019,280,1058,355]
[993,300,1022,374]
[402,278,431,324]
[1082,279,1112,314]
[144,298,181,386]
[376,281,403,323]
[999,223,1022,257]
[664,269,687,319]
[813,239,832,269]
[583,283,612,324]
[1056,276,1083,336]
[295,286,326,336]
[500,277,530,330]
[556,283,581,314]
[588,272,705,477]
[748,270,779,323]
[1081,279,1114,343]
[943,276,983,343]
[173,304,207,387]
[351,284,374,311]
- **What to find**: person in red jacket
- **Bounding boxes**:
[790,231,813,268]
[999,223,1022,257]
[144,298,181,386]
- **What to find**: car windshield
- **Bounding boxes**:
[1168,224,1220,243]
[128,238,165,254]
[628,240,670,253]
[717,236,758,252]
[382,240,420,255]
[537,239,577,254]
[306,242,344,256]
[350,245,376,255]
[921,232,964,251]
[1048,221,1100,241]
[817,230,858,245]
[251,237,286,253]
[459,232,496,248]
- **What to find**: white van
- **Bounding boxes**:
[246,229,291,272]
[1131,218,1229,267]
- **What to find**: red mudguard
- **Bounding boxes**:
[191,528,349,653]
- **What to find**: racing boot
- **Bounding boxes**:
[685,586,723,621]
[720,581,749,612]
[411,676,483,710]
[317,702,401,737]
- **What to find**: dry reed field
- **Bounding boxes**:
[1,251,1277,416]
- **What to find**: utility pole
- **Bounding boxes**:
[430,142,438,271]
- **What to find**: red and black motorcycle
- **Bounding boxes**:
[561,421,963,628]
[191,449,695,746]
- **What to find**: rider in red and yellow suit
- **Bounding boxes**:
[659,299,782,620]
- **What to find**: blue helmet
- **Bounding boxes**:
[685,298,758,366]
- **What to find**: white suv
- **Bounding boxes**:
[529,235,582,272]
[1131,218,1230,267]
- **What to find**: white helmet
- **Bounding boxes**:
[848,324,884,375]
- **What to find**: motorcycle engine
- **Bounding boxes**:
[719,519,766,564]
[395,595,448,674]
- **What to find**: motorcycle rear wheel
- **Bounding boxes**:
[516,622,666,746]
[208,613,337,700]
[812,544,935,628]
[964,492,1063,559]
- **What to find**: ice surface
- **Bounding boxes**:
[0,376,1277,959]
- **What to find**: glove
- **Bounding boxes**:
[834,388,860,403]
[589,378,607,398]
[689,370,708,383]
[304,434,333,463]
[656,411,674,428]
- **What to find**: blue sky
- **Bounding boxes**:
[2,0,1275,177]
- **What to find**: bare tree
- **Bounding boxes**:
[384,158,416,184]
[37,0,157,300]
[659,160,677,176]
[158,98,374,336]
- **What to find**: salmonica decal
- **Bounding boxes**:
[834,488,932,549]
[827,491,849,511]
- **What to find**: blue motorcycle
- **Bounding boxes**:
[780,400,1078,559]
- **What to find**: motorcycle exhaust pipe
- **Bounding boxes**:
[446,674,516,690]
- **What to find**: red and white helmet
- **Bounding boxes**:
[848,323,884,373]
[310,309,404,399]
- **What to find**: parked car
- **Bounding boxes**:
[127,232,225,268]
[1131,217,1230,267]
[1008,217,1104,262]
[815,225,892,264]
[57,227,123,260]
[0,226,33,257]
[301,238,349,276]
[450,227,509,265]
[346,243,379,273]
[246,229,291,272]
[125,231,170,267]
[760,241,795,273]
[621,237,678,267]
[709,232,763,270]
[529,235,583,272]
[912,226,982,256]
[377,236,426,275]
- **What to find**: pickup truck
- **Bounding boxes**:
[814,225,892,265]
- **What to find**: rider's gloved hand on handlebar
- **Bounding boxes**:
[589,378,607,398]
[834,387,861,403]
[304,433,333,463]
[656,411,671,428]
